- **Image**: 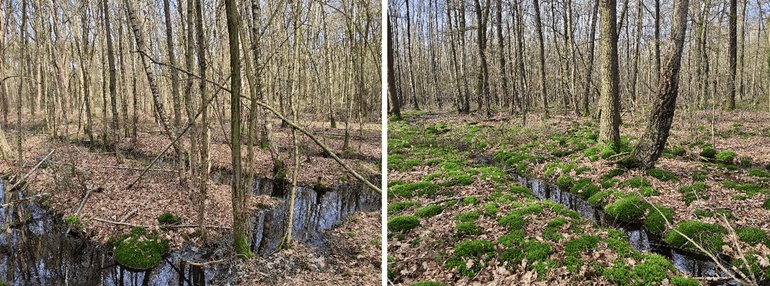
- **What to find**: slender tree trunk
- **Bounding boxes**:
[119,21,129,139]
[459,0,470,113]
[17,0,26,170]
[475,0,491,118]
[182,0,198,190]
[738,0,746,102]
[727,0,737,110]
[405,0,419,110]
[654,0,661,85]
[195,0,209,241]
[164,0,181,130]
[632,0,690,168]
[123,0,186,174]
[630,0,642,106]
[533,0,548,119]
[103,0,122,164]
[583,0,599,116]
[598,0,621,148]
[223,0,253,258]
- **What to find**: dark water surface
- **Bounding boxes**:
[0,173,380,285]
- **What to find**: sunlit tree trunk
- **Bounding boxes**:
[632,0,690,169]
[598,0,621,148]
[103,0,122,164]
[387,15,401,118]
[726,0,737,110]
[533,0,548,119]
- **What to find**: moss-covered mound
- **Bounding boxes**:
[388,201,421,214]
[645,205,673,235]
[157,212,181,224]
[114,227,169,269]
[715,151,736,165]
[605,195,648,222]
[646,169,677,182]
[414,205,444,218]
[664,221,727,254]
[388,216,420,233]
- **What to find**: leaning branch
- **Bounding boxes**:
[94,218,231,229]
[140,51,381,194]
[9,149,55,191]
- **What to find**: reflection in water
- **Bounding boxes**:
[507,171,739,284]
[0,174,380,285]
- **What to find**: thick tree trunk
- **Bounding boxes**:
[598,0,621,148]
[387,16,401,118]
[533,0,548,119]
[632,0,690,169]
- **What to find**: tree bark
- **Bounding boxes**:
[195,0,209,242]
[582,0,599,116]
[405,0,419,110]
[387,15,401,118]
[632,0,690,169]
[533,0,548,119]
[224,0,253,258]
[474,0,491,118]
[103,0,122,164]
[727,0,737,110]
[598,0,621,148]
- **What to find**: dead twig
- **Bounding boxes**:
[182,254,243,267]
[94,218,230,229]
[120,197,150,223]
[74,189,91,217]
[8,149,55,191]
[0,193,51,210]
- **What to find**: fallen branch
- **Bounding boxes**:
[46,161,178,173]
[9,149,55,191]
[120,197,150,223]
[142,52,381,194]
[0,193,51,210]
[74,189,91,217]
[182,254,243,267]
[94,218,230,229]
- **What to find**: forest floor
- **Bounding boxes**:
[0,108,381,285]
[387,108,770,286]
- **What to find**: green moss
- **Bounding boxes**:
[388,201,422,214]
[574,166,591,175]
[716,151,736,165]
[445,240,495,276]
[158,212,181,224]
[65,216,84,232]
[601,144,617,159]
[603,261,633,286]
[624,177,651,188]
[557,175,574,190]
[605,195,648,222]
[634,254,675,286]
[747,169,770,178]
[588,189,614,205]
[479,167,508,184]
[388,180,405,187]
[509,185,535,199]
[722,181,769,197]
[692,170,708,181]
[646,169,678,182]
[670,276,699,286]
[441,171,474,186]
[456,222,483,236]
[390,182,439,198]
[483,202,499,217]
[619,156,642,169]
[731,251,766,279]
[700,148,717,158]
[498,230,526,247]
[601,178,620,189]
[735,227,768,246]
[543,217,568,242]
[664,221,727,253]
[414,205,444,218]
[463,197,480,205]
[645,206,673,234]
[437,161,463,172]
[388,216,420,233]
[422,173,444,181]
[115,227,169,269]
[693,209,713,219]
[499,214,527,231]
[454,211,480,222]
[564,235,600,257]
[764,197,770,210]
[639,186,660,196]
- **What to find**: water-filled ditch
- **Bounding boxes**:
[473,154,741,285]
[0,172,380,285]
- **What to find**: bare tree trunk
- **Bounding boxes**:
[459,0,470,114]
[164,0,181,130]
[17,0,26,170]
[726,0,737,110]
[583,0,599,116]
[632,0,690,169]
[533,0,548,119]
[195,0,209,242]
[598,0,621,148]
[103,0,121,164]
[738,0,747,102]
[223,0,253,258]
[405,0,419,110]
[123,0,186,175]
[387,14,401,118]
[630,0,642,106]
[654,0,661,85]
[474,0,491,118]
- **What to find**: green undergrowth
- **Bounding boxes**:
[444,240,495,276]
[388,216,420,233]
[113,227,169,269]
[664,221,727,254]
[388,201,421,214]
[677,183,710,205]
[415,205,444,218]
